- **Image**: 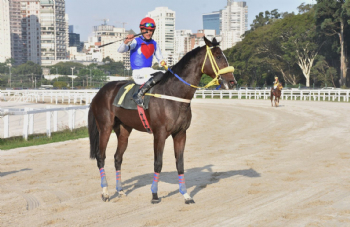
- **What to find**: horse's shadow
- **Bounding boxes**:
[110,165,260,200]
[0,168,32,177]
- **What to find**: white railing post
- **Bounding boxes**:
[53,109,58,132]
[220,91,223,99]
[29,108,34,134]
[72,108,76,130]
[86,107,89,128]
[3,109,9,138]
[68,106,75,131]
[23,108,29,140]
[46,106,51,137]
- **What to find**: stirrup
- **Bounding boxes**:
[132,93,145,109]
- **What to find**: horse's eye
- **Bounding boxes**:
[216,56,221,60]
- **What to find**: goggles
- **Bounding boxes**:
[141,23,155,28]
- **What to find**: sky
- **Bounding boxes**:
[66,0,315,42]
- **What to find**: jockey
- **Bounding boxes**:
[117,17,167,108]
[273,77,279,89]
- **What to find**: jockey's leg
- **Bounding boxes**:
[133,72,164,109]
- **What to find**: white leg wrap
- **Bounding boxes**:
[183,193,192,200]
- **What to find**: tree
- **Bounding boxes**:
[311,55,337,87]
[315,0,350,86]
[277,10,324,87]
[13,61,42,75]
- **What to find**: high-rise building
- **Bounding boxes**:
[0,0,11,63]
[220,0,248,50]
[146,7,175,66]
[40,0,67,66]
[174,30,191,63]
[9,0,41,65]
[68,24,73,33]
[202,0,248,50]
[9,0,26,65]
[202,11,220,35]
[22,0,41,64]
[69,33,80,48]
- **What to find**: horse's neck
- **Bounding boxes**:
[160,52,205,100]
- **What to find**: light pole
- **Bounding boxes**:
[70,67,76,89]
[7,64,12,88]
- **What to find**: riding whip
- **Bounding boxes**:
[98,31,148,48]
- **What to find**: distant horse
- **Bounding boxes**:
[88,37,236,204]
[270,83,283,107]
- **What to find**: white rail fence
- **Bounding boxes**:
[1,89,349,139]
[194,89,350,102]
[1,89,350,104]
[0,105,89,140]
[1,90,97,104]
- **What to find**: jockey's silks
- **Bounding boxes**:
[130,37,158,70]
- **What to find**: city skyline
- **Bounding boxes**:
[66,0,314,42]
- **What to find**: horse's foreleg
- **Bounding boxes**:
[151,131,167,204]
[114,124,132,196]
[173,131,194,204]
[270,94,274,107]
[97,127,112,202]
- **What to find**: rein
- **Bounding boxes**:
[144,45,235,103]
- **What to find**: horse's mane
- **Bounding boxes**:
[159,47,203,85]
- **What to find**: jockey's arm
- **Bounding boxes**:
[154,43,166,67]
[117,38,137,53]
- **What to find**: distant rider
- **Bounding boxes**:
[273,77,279,89]
[117,17,167,109]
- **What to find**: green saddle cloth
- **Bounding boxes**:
[112,81,153,110]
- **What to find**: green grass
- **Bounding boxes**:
[0,127,89,150]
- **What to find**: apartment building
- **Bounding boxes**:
[202,11,220,35]
[202,0,248,51]
[220,1,248,50]
[0,0,11,63]
[174,29,191,62]
[92,24,129,68]
[40,0,67,66]
[21,0,41,64]
[9,0,26,64]
[146,7,175,66]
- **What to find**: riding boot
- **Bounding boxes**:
[133,72,164,109]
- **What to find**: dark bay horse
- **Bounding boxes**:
[88,37,236,204]
[270,83,283,107]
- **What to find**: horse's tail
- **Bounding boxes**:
[88,108,99,159]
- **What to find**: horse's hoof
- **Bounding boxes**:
[101,194,109,202]
[151,193,161,204]
[118,190,126,198]
[185,199,195,204]
[151,198,161,204]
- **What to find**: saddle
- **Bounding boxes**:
[112,81,154,110]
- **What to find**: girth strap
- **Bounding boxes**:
[137,106,152,134]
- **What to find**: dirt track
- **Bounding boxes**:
[1,99,350,227]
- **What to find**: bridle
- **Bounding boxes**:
[166,45,235,89]
[200,45,235,88]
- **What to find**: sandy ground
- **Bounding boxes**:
[1,99,350,227]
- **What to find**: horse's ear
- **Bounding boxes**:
[203,36,213,47]
[212,37,220,47]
